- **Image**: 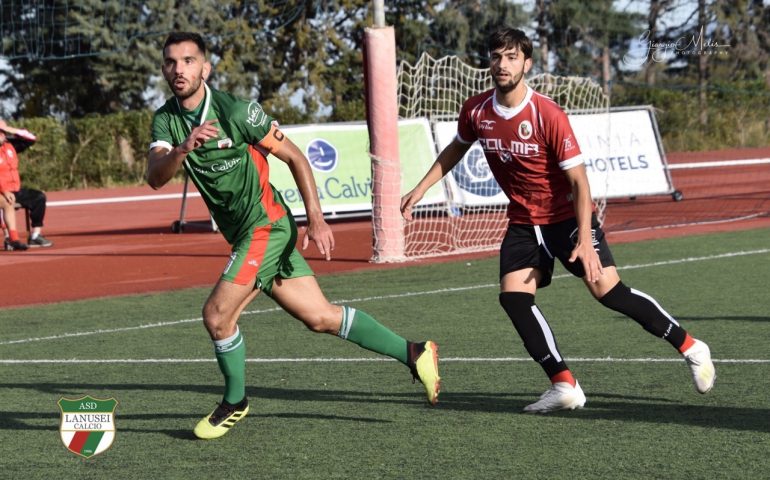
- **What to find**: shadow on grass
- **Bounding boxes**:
[0,409,390,440]
[673,315,770,322]
[2,382,768,434]
[438,390,770,433]
[604,313,770,323]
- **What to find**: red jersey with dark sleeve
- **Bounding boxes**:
[456,86,585,225]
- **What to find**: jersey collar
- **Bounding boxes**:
[492,85,533,120]
[174,82,212,128]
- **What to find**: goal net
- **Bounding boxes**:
[385,52,610,261]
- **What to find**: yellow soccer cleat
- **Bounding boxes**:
[410,341,441,406]
[193,398,249,440]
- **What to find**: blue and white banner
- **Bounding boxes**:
[433,123,508,206]
[270,118,443,216]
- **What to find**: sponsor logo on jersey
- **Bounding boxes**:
[217,138,233,149]
[247,259,258,267]
[450,145,502,198]
[518,120,533,140]
[306,138,338,172]
[211,157,241,173]
[478,137,539,156]
[58,395,118,458]
[563,134,576,152]
[246,101,268,128]
[479,119,496,131]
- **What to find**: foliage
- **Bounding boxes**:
[1,0,162,118]
[421,0,528,68]
[15,111,154,191]
[612,79,770,151]
[542,0,645,78]
[2,1,769,119]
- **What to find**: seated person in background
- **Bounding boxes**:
[0,119,53,247]
[0,192,28,250]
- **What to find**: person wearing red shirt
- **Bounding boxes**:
[401,27,715,413]
[0,119,52,249]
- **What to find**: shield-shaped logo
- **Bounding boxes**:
[518,120,533,140]
[58,395,118,458]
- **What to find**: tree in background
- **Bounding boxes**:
[1,0,371,122]
[542,0,643,91]
[1,0,768,152]
[643,0,674,85]
[391,0,526,68]
[0,0,160,117]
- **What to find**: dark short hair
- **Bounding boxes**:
[487,28,533,59]
[163,32,207,57]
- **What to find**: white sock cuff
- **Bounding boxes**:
[338,306,356,339]
[214,326,242,353]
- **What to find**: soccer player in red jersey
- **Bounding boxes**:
[401,27,715,413]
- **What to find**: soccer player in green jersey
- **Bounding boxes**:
[147,32,440,440]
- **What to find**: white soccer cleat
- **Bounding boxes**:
[683,339,716,394]
[523,381,586,414]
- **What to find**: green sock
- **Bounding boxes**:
[339,306,407,364]
[213,327,246,404]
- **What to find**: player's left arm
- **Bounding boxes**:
[564,163,602,283]
[259,124,334,260]
[545,102,602,283]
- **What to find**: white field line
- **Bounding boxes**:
[0,357,767,365]
[41,158,770,208]
[1,248,768,348]
[39,158,767,206]
[667,158,770,169]
[611,156,770,234]
[47,192,200,207]
[611,213,769,235]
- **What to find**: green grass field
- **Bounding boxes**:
[1,228,769,479]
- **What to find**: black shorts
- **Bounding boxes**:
[499,215,615,288]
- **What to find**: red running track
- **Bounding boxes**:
[1,148,768,308]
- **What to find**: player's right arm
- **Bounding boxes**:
[0,119,37,153]
[400,138,470,221]
[146,119,219,189]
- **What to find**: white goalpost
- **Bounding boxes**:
[369,52,611,262]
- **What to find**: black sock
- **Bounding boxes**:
[599,282,686,349]
[499,292,569,378]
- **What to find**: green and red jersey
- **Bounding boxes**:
[150,83,287,244]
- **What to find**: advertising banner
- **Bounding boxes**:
[571,108,672,198]
[270,118,442,216]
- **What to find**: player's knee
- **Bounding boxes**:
[598,281,631,311]
[499,291,551,357]
[201,302,233,338]
[499,291,536,322]
[301,305,341,334]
